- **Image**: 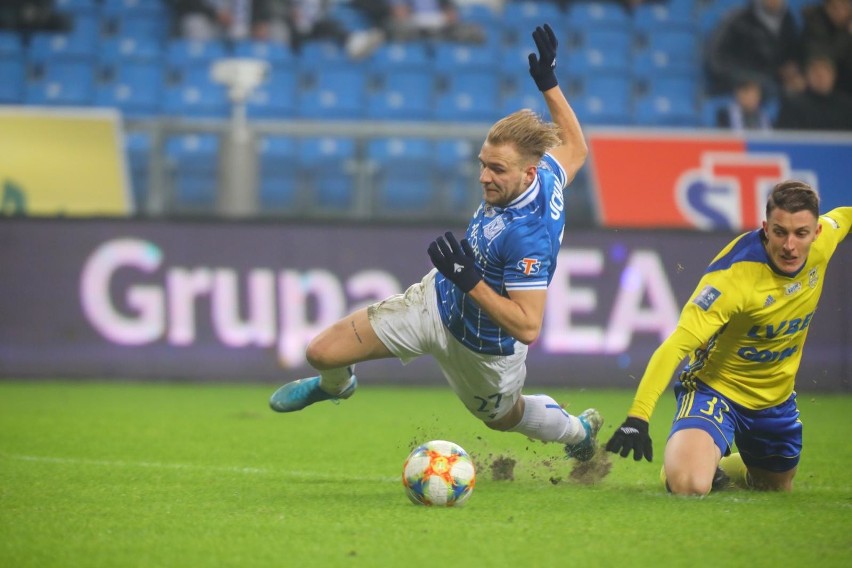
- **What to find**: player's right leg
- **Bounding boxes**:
[269,308,394,413]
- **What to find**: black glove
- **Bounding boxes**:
[427,231,482,293]
[605,417,653,462]
[528,23,558,92]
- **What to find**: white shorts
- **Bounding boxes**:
[367,269,528,422]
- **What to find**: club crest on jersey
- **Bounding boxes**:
[484,216,506,241]
[693,285,721,311]
[808,268,818,289]
[517,257,541,275]
[785,281,802,295]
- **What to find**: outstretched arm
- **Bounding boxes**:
[528,24,588,183]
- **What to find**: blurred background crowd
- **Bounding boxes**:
[0,0,850,222]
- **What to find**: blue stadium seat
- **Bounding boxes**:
[166,39,229,73]
[434,72,502,123]
[633,3,698,38]
[502,1,565,27]
[25,61,96,106]
[298,68,367,119]
[574,28,633,54]
[55,0,99,14]
[297,41,352,72]
[435,138,479,212]
[124,130,151,208]
[162,81,229,118]
[647,75,701,102]
[95,77,162,117]
[246,69,298,119]
[233,40,296,70]
[367,70,434,121]
[99,36,163,66]
[565,42,631,76]
[368,137,437,213]
[367,41,432,73]
[575,74,633,126]
[566,2,632,33]
[165,134,219,209]
[28,32,98,64]
[633,29,701,78]
[0,32,22,57]
[299,137,357,211]
[500,88,549,117]
[634,92,700,127]
[700,95,732,128]
[433,42,500,74]
[258,136,300,209]
[0,59,25,103]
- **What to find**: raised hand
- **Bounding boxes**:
[528,23,559,92]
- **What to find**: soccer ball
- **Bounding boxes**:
[402,440,476,507]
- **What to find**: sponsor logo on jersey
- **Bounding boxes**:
[747,312,813,338]
[517,258,541,275]
[737,345,799,363]
[785,281,802,295]
[693,285,721,311]
[764,295,776,307]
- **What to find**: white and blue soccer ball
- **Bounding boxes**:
[402,440,476,507]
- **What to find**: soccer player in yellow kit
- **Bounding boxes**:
[605,181,851,495]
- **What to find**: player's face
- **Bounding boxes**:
[762,208,822,274]
[478,142,536,207]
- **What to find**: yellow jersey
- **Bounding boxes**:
[629,207,852,421]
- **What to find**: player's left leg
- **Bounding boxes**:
[734,392,802,492]
[746,465,796,491]
[269,307,391,412]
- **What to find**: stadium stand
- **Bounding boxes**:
[165,133,220,210]
[0,0,804,218]
[298,136,359,212]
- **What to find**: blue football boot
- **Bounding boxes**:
[269,369,357,413]
[564,408,604,461]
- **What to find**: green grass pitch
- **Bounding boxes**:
[1,381,851,567]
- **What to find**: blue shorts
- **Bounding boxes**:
[670,380,802,473]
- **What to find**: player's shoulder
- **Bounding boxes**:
[820,207,852,235]
[538,152,567,189]
[705,229,765,274]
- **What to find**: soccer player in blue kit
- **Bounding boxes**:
[269,24,604,461]
[606,182,851,494]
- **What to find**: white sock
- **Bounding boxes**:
[318,366,355,394]
[509,394,586,444]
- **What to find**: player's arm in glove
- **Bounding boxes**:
[528,23,559,91]
[427,231,482,293]
[605,417,653,462]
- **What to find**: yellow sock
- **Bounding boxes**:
[719,452,750,488]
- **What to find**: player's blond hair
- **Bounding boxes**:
[485,109,562,167]
[766,180,820,219]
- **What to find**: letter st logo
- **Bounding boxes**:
[675,152,817,231]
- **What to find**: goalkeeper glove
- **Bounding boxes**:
[427,232,482,293]
[528,23,559,92]
[605,417,653,462]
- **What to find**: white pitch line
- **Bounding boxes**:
[1,453,398,483]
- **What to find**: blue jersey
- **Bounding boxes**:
[435,153,568,355]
